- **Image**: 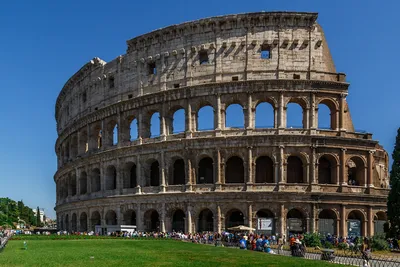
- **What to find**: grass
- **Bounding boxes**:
[0,239,348,267]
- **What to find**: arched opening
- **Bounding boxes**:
[318,209,337,236]
[78,129,88,154]
[225,209,244,229]
[287,156,304,183]
[150,112,160,137]
[90,211,101,231]
[70,136,78,159]
[97,130,102,149]
[172,109,185,134]
[198,157,213,184]
[347,157,366,186]
[225,104,244,128]
[286,102,304,128]
[172,209,185,232]
[318,100,337,130]
[374,211,387,236]
[123,210,136,226]
[130,118,138,141]
[150,161,160,186]
[79,213,88,232]
[70,174,77,196]
[123,162,136,189]
[287,208,306,235]
[64,143,70,161]
[71,213,77,232]
[91,168,101,192]
[348,210,364,237]
[105,210,117,225]
[256,209,275,234]
[144,210,160,231]
[172,158,185,185]
[318,156,336,184]
[255,102,274,128]
[225,156,244,183]
[65,214,70,232]
[255,156,274,183]
[79,172,87,195]
[105,165,117,190]
[198,209,213,232]
[197,105,214,131]
[112,124,118,145]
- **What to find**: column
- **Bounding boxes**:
[77,132,81,156]
[160,107,166,141]
[138,110,143,143]
[340,205,346,237]
[311,146,317,184]
[340,148,347,185]
[339,93,346,131]
[100,163,105,191]
[367,150,375,188]
[248,204,253,229]
[161,203,166,232]
[86,167,91,194]
[309,93,316,129]
[367,206,373,237]
[136,155,142,193]
[311,203,316,233]
[278,92,284,128]
[304,108,310,129]
[160,151,166,192]
[215,150,222,187]
[116,159,122,190]
[246,94,253,129]
[215,94,222,130]
[117,112,122,146]
[216,205,222,233]
[185,154,193,192]
[136,204,142,232]
[279,145,285,183]
[186,208,192,233]
[279,204,285,239]
[247,147,253,185]
[76,168,80,196]
[116,207,122,226]
[185,100,192,136]
[86,124,90,152]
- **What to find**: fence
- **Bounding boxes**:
[0,235,10,253]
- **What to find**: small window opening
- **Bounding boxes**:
[232,76,239,81]
[261,45,271,59]
[82,92,87,103]
[199,50,209,65]
[293,74,300,79]
[174,84,180,88]
[128,94,133,99]
[95,107,98,111]
[148,62,156,75]
[109,77,115,89]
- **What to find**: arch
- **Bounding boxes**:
[90,211,101,231]
[374,211,387,236]
[347,156,366,186]
[197,105,214,131]
[79,212,88,232]
[255,156,274,183]
[123,210,136,225]
[256,209,275,234]
[255,102,274,128]
[78,129,88,154]
[318,155,337,184]
[225,103,244,128]
[144,209,160,231]
[171,158,185,185]
[129,163,137,188]
[105,165,117,190]
[287,156,304,183]
[79,172,87,195]
[69,173,77,196]
[317,99,338,130]
[225,156,244,183]
[287,208,306,235]
[150,160,160,186]
[172,108,185,134]
[318,209,337,236]
[129,118,138,141]
[70,135,78,159]
[150,112,160,137]
[198,209,213,232]
[105,210,117,225]
[198,157,214,184]
[286,102,305,129]
[65,214,70,232]
[347,210,365,237]
[172,209,185,232]
[91,168,101,192]
[71,213,77,232]
[225,209,245,229]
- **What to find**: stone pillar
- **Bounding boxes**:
[186,208,192,233]
[368,206,374,237]
[136,204,142,232]
[339,94,346,131]
[278,92,285,128]
[160,203,166,232]
[247,147,253,186]
[279,145,285,184]
[160,151,166,192]
[340,148,347,185]
[279,204,285,239]
[185,154,193,192]
[311,146,317,184]
[86,167,91,194]
[138,110,143,143]
[248,204,253,229]
[186,100,192,137]
[136,155,142,193]
[367,150,375,188]
[340,205,347,237]
[86,124,91,152]
[311,203,316,233]
[215,150,222,190]
[117,112,122,146]
[160,107,166,141]
[216,94,222,131]
[216,205,222,233]
[116,207,121,225]
[100,163,105,191]
[309,93,316,130]
[76,168,80,196]
[304,108,310,129]
[246,94,253,129]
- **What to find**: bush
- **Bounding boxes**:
[323,240,334,249]
[337,242,348,250]
[371,236,389,251]
[303,233,322,247]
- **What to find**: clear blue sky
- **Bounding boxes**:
[0,0,399,219]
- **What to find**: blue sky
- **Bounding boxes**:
[0,0,399,219]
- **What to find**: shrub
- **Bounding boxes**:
[323,240,334,249]
[371,236,389,251]
[303,233,322,247]
[337,242,348,250]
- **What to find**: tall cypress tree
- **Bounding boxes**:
[388,127,400,237]
[36,206,40,227]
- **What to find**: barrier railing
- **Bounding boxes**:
[0,235,10,253]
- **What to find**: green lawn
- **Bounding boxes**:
[0,239,345,267]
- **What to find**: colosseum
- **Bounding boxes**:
[54,11,389,238]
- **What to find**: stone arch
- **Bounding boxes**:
[123,210,136,225]
[105,210,117,225]
[286,155,305,183]
[196,104,214,131]
[317,98,338,130]
[144,209,160,231]
[285,97,308,129]
[255,156,274,183]
[79,212,88,232]
[91,168,101,192]
[78,128,88,154]
[318,154,338,184]
[123,162,137,189]
[287,208,306,234]
[347,210,366,237]
[255,101,275,128]
[79,171,87,195]
[145,159,160,187]
[225,156,245,183]
[70,135,78,159]
[225,103,244,128]
[255,209,275,234]
[91,123,102,150]
[71,213,77,232]
[90,210,101,231]
[346,156,366,186]
[318,209,337,236]
[167,106,186,134]
[69,173,77,196]
[198,208,214,232]
[198,156,214,184]
[150,111,161,137]
[374,211,387,236]
[225,208,245,229]
[105,165,117,190]
[171,209,185,232]
[126,115,138,141]
[170,157,185,185]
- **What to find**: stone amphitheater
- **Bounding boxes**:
[54,11,389,237]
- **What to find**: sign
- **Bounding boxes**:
[258,218,273,230]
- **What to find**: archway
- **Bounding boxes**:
[79,212,88,232]
[198,209,213,232]
[150,112,160,137]
[69,174,77,196]
[225,209,244,229]
[318,100,337,130]
[347,210,364,237]
[255,156,274,183]
[105,210,117,225]
[318,209,337,236]
[172,209,185,232]
[286,102,304,128]
[172,108,185,134]
[225,156,244,183]
[197,105,214,131]
[287,156,304,183]
[287,208,306,235]
[91,168,101,192]
[150,161,160,186]
[172,158,185,185]
[79,172,87,195]
[347,157,366,186]
[123,162,137,189]
[129,118,138,141]
[71,213,77,232]
[90,211,101,231]
[105,165,117,190]
[374,211,387,236]
[198,157,214,184]
[255,102,274,128]
[256,209,275,234]
[123,210,136,226]
[318,155,336,184]
[225,104,244,129]
[144,210,160,232]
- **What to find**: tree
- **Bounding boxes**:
[36,206,40,227]
[388,127,400,237]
